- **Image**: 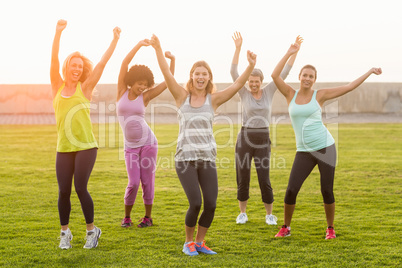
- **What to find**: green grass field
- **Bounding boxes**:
[0,123,401,267]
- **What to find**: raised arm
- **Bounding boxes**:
[317,67,382,105]
[50,20,67,97]
[143,51,176,106]
[82,27,121,95]
[117,39,150,101]
[212,50,257,110]
[271,40,301,104]
[230,31,242,81]
[150,34,187,107]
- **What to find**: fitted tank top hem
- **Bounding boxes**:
[289,90,335,152]
[53,82,98,152]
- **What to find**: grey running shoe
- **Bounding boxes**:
[59,230,73,249]
[83,226,102,249]
[236,213,248,224]
[265,214,278,225]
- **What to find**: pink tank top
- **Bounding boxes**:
[117,91,157,149]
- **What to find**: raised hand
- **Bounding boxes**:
[247,50,257,67]
[295,35,304,46]
[56,19,67,33]
[371,67,382,75]
[139,39,151,47]
[165,51,175,60]
[150,34,161,49]
[287,42,300,55]
[232,31,243,48]
[113,27,121,40]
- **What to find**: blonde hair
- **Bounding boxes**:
[185,61,216,94]
[62,51,93,83]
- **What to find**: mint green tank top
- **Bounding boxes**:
[288,90,335,152]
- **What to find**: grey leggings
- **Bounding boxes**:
[175,160,218,228]
[285,144,336,205]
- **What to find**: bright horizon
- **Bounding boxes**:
[0,0,400,85]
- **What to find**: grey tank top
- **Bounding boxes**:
[175,94,216,161]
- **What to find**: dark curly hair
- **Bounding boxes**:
[124,65,155,88]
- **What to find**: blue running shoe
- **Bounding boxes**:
[182,242,199,256]
[195,240,217,255]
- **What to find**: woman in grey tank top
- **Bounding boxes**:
[150,34,257,256]
[231,32,302,226]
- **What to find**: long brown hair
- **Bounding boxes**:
[185,61,216,94]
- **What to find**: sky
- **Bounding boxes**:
[0,0,400,84]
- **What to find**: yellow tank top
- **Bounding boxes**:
[53,82,98,152]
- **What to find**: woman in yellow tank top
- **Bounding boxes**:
[50,19,120,250]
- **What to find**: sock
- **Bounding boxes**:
[87,227,95,233]
[61,228,70,234]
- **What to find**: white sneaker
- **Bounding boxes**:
[59,229,73,249]
[265,214,278,225]
[83,226,102,249]
[236,213,248,224]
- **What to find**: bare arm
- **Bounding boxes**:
[317,67,382,105]
[150,34,187,107]
[286,36,303,67]
[117,39,150,101]
[230,31,242,81]
[143,51,176,106]
[50,20,67,98]
[212,50,257,110]
[82,27,121,95]
[271,39,302,104]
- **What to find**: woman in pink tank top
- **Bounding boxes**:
[117,39,175,229]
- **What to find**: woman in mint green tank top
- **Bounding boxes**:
[50,19,120,249]
[271,37,382,239]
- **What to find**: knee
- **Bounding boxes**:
[189,202,202,214]
[74,187,89,197]
[59,189,71,199]
[284,187,298,205]
[321,189,335,204]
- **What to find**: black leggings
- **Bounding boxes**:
[56,148,97,225]
[235,127,273,204]
[285,144,336,205]
[175,160,218,228]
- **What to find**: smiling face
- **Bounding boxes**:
[299,67,317,89]
[191,66,210,91]
[67,57,84,83]
[248,75,262,93]
[130,80,149,95]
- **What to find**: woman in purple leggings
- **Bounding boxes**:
[117,38,175,228]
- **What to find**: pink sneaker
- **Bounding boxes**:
[138,217,153,228]
[121,217,132,227]
[325,227,336,239]
[275,225,291,237]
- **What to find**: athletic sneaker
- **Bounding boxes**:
[59,229,73,249]
[83,226,102,249]
[138,217,153,228]
[275,225,291,237]
[325,227,336,240]
[236,213,248,224]
[182,242,199,256]
[265,214,278,225]
[195,240,217,255]
[121,217,132,227]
